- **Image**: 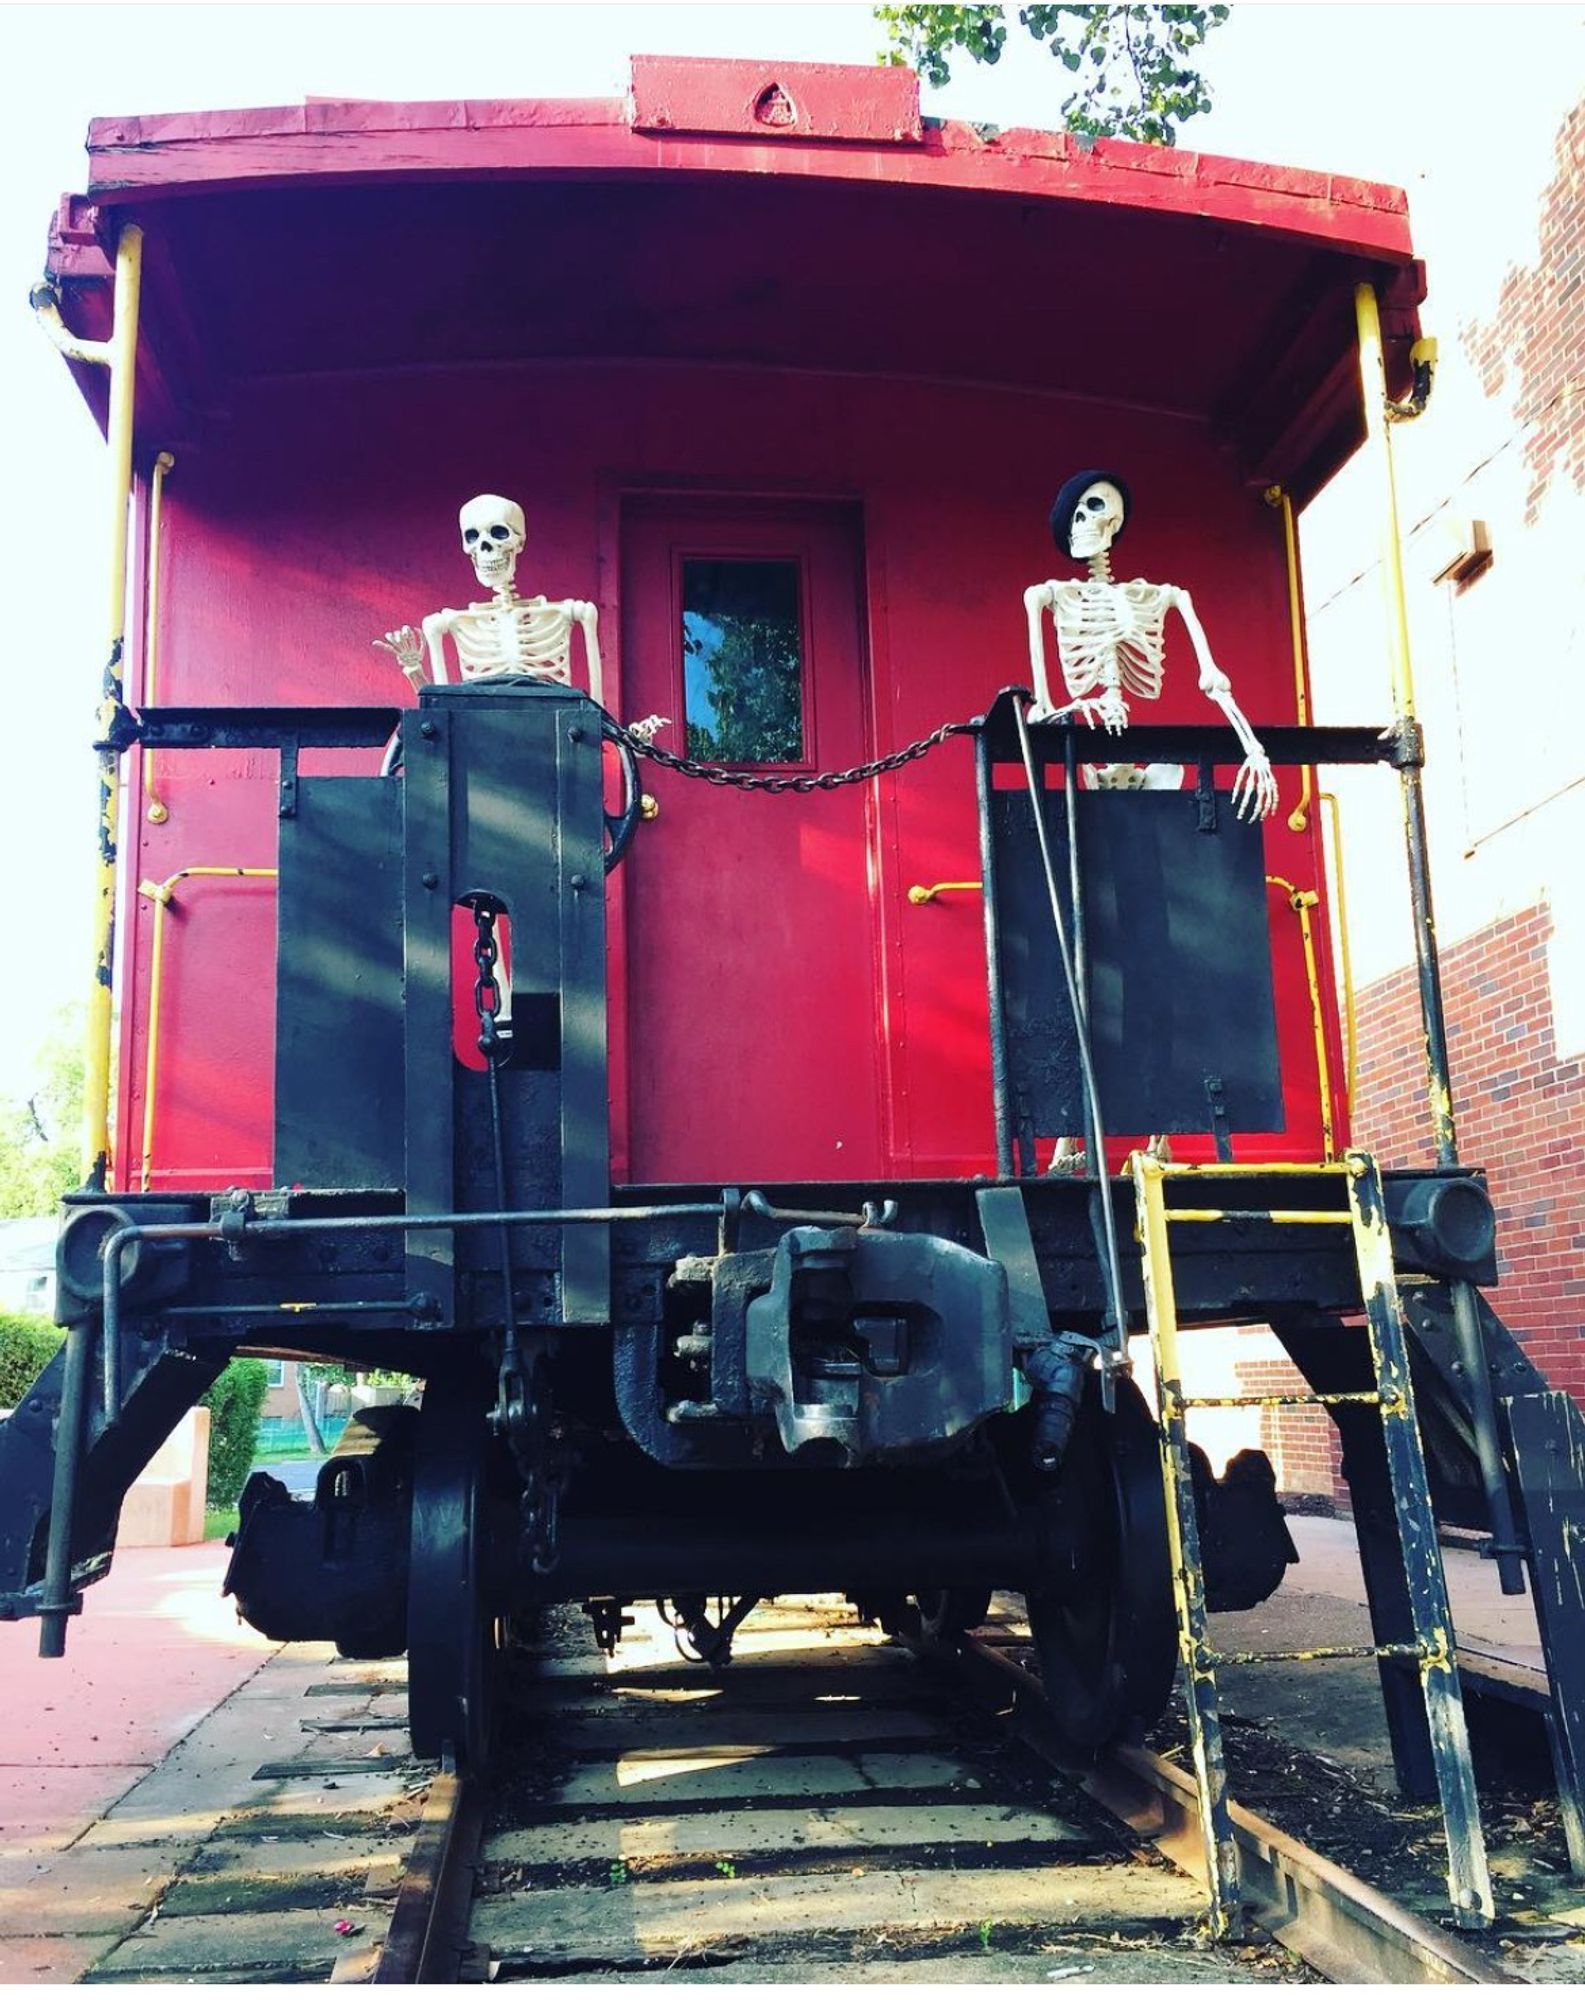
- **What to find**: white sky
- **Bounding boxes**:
[0,1,1580,1100]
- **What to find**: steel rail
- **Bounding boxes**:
[948,1632,1516,1987]
[371,1753,486,1984]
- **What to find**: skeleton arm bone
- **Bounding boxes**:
[421,609,459,687]
[568,599,603,709]
[1167,587,1278,820]
[1023,583,1062,717]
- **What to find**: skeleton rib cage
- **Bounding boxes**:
[1052,578,1170,706]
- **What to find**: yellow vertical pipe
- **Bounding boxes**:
[1355,282,1456,1162]
[1353,284,1417,723]
[82,224,144,1188]
[142,451,175,824]
[1264,486,1314,832]
[1319,792,1359,1110]
[1266,878,1336,1164]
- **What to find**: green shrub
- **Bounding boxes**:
[201,1359,270,1510]
[0,1313,63,1408]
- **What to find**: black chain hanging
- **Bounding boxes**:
[605,713,978,794]
[472,901,507,1063]
[467,896,564,1574]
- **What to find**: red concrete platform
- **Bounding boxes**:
[1,1542,276,1853]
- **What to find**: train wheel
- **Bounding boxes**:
[913,1588,993,1642]
[1027,1374,1176,1766]
[407,1369,498,1771]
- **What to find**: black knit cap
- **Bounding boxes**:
[1049,470,1132,558]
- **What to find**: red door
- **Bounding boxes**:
[616,499,882,1185]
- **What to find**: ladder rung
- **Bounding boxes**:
[1149,1161,1350,1177]
[1162,1207,1351,1226]
[1208,1642,1427,1668]
[1178,1391,1382,1410]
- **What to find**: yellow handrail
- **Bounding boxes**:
[142,451,176,824]
[1263,485,1314,834]
[34,224,144,1186]
[1267,874,1336,1163]
[1318,791,1358,1111]
[906,880,982,905]
[1354,284,1419,723]
[137,867,278,1192]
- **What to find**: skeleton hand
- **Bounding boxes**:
[375,625,429,690]
[1231,751,1279,823]
[1091,690,1130,734]
[625,713,672,747]
[1032,694,1129,733]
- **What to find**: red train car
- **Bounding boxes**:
[49,55,1410,1192]
[17,58,1582,1935]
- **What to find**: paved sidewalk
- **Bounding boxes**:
[0,1541,279,1982]
[1212,1515,1547,1786]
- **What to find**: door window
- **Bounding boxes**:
[681,557,807,765]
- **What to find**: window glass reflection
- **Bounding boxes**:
[682,558,805,764]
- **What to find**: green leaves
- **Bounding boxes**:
[875,3,1231,146]
[877,6,1006,87]
[0,1008,83,1217]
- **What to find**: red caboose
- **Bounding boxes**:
[16,59,1579,1937]
[47,55,1410,1191]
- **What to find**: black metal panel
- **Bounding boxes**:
[987,788,1283,1137]
[408,684,610,1325]
[974,695,1408,772]
[275,778,404,1189]
[402,704,457,1321]
[134,704,401,750]
[1505,1389,1585,1872]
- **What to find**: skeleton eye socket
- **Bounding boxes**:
[464,528,481,545]
[489,525,510,542]
[1085,496,1106,513]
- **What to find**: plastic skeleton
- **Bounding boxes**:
[1023,475,1278,822]
[377,496,603,704]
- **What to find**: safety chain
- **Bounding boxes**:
[606,714,978,794]
[472,901,508,1063]
[467,897,564,1572]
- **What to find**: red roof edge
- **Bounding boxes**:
[87,95,627,150]
[78,58,1415,271]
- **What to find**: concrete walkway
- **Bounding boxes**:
[0,1542,279,1982]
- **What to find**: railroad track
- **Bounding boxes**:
[383,1596,1508,1987]
[77,1595,1538,1984]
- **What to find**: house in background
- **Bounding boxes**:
[0,1219,56,1321]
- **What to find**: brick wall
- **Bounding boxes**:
[1461,98,1585,526]
[1235,901,1585,1506]
[1352,901,1585,1401]
[1230,1347,1340,1504]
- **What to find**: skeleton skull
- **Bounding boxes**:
[459,495,526,592]
[1067,480,1127,561]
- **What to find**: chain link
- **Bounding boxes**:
[607,714,978,795]
[471,901,507,1062]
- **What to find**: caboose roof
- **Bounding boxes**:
[46,54,1422,502]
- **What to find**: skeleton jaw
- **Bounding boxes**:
[471,546,518,593]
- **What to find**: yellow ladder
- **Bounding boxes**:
[1131,1150,1494,1937]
